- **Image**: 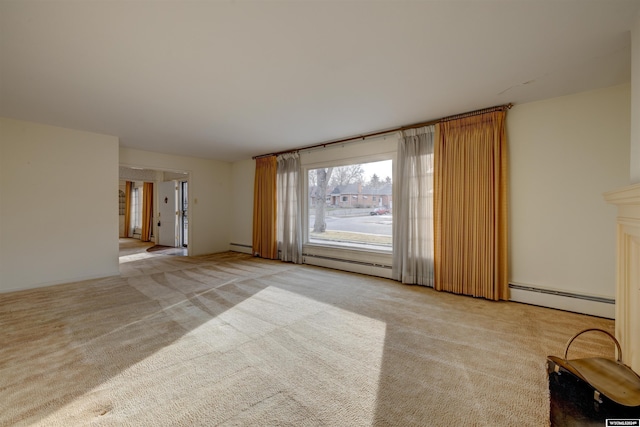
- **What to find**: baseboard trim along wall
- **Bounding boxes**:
[302,253,393,279]
[509,283,615,319]
[229,243,252,254]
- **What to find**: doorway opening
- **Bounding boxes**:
[119,166,190,256]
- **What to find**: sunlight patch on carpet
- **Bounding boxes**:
[118,252,158,263]
[30,285,388,426]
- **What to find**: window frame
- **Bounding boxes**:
[302,152,395,255]
[131,187,140,229]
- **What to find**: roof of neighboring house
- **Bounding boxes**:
[331,183,392,196]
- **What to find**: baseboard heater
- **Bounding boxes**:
[229,243,252,255]
[509,283,614,319]
[302,253,392,269]
[230,243,252,249]
[509,283,614,304]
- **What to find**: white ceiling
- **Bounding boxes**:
[1,1,638,162]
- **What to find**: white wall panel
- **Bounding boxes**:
[0,118,120,292]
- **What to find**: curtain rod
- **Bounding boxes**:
[252,102,513,160]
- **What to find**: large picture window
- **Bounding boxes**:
[307,159,393,251]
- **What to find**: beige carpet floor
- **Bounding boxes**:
[1,249,614,426]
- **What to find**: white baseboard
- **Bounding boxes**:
[509,283,614,319]
[229,243,252,255]
[302,254,393,279]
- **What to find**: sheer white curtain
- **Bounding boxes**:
[392,125,435,286]
[276,152,303,263]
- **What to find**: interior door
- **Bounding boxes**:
[158,181,178,247]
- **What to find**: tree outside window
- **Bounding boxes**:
[307,159,393,251]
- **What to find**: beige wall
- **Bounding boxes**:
[508,84,630,303]
[0,118,120,292]
[0,121,235,292]
[229,159,255,253]
[120,147,231,256]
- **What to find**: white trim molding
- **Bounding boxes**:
[509,283,614,319]
[604,182,640,371]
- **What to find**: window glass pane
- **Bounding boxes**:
[131,187,141,230]
[308,160,392,251]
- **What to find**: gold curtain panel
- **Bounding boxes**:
[141,182,154,242]
[253,156,278,259]
[434,111,509,300]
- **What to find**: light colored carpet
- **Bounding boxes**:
[1,250,614,426]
